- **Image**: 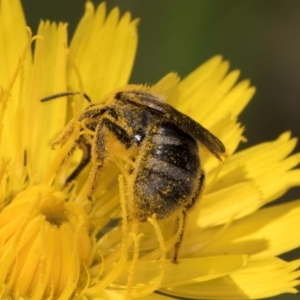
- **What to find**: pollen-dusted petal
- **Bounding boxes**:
[188,199,300,258]
[27,21,68,179]
[160,258,300,299]
[0,185,92,299]
[69,2,138,103]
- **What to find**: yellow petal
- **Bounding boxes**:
[177,56,255,128]
[27,21,68,179]
[0,0,29,84]
[170,57,254,171]
[0,0,32,170]
[186,199,300,258]
[160,257,300,299]
[0,185,91,299]
[140,293,172,300]
[152,72,180,101]
[214,132,300,206]
[68,2,138,103]
[114,255,248,288]
[190,181,262,229]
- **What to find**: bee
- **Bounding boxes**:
[42,86,225,262]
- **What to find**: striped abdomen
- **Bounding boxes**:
[131,121,201,221]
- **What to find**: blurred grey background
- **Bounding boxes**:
[21,1,300,298]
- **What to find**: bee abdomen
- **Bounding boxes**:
[152,122,199,169]
[132,122,201,221]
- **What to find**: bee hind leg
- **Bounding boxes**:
[172,170,205,263]
[171,209,187,264]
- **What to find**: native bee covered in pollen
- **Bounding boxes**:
[42,86,225,262]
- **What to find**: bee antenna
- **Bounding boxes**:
[41,92,92,103]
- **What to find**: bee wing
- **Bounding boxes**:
[174,112,226,161]
[118,90,226,161]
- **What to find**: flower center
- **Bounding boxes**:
[39,194,69,226]
[0,185,92,299]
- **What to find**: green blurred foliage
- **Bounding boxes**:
[21,1,300,298]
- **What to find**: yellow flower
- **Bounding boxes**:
[0,0,300,299]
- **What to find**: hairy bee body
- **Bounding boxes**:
[44,87,225,262]
[131,121,203,221]
[83,92,202,221]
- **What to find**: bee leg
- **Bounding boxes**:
[88,118,133,200]
[185,170,205,211]
[88,125,105,200]
[52,120,75,149]
[65,137,91,184]
[172,170,205,263]
[88,164,103,201]
[172,209,187,264]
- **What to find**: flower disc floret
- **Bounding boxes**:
[0,185,92,299]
